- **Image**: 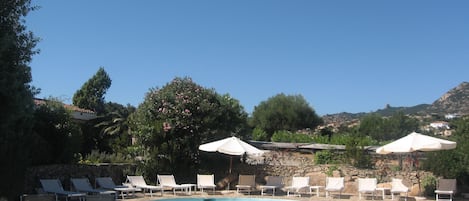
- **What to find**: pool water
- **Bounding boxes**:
[156,198,293,201]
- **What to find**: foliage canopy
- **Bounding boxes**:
[250,93,323,140]
[130,77,248,179]
[359,112,419,141]
[72,67,111,114]
[94,102,136,153]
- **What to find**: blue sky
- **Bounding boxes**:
[27,0,469,115]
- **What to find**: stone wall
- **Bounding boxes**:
[236,151,434,196]
[255,163,431,196]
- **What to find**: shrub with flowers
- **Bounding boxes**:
[129,77,248,179]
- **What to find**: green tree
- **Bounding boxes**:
[250,93,323,140]
[72,67,111,154]
[252,127,268,141]
[423,116,469,184]
[0,0,38,199]
[344,130,373,168]
[31,98,82,165]
[359,112,419,141]
[72,67,111,115]
[382,111,419,140]
[358,113,384,140]
[129,77,248,180]
[94,102,136,153]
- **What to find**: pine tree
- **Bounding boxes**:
[72,67,111,114]
[0,0,38,199]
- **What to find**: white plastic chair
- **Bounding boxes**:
[358,178,377,200]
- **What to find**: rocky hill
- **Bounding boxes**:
[428,82,469,114]
[323,81,469,125]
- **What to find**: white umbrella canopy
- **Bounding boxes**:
[376,132,457,154]
[199,136,265,156]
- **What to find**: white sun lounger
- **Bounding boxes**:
[235,175,256,195]
[259,176,283,196]
[71,178,116,195]
[126,175,163,197]
[358,178,377,200]
[325,177,345,199]
[197,174,216,193]
[95,177,141,199]
[157,174,189,195]
[391,178,409,201]
[286,176,310,197]
[435,179,457,201]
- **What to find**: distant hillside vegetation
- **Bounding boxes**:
[323,82,469,125]
[373,104,430,116]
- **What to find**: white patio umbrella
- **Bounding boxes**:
[376,132,456,196]
[376,132,456,154]
[199,136,265,190]
[199,136,265,174]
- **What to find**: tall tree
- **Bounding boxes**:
[0,0,38,199]
[129,77,248,180]
[72,67,111,115]
[250,93,323,140]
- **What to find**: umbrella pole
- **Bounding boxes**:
[229,156,232,174]
[227,156,233,190]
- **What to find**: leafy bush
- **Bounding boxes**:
[271,130,314,143]
[312,133,377,146]
[390,165,401,171]
[325,165,341,176]
[252,127,268,141]
[78,150,134,164]
[421,175,437,197]
[315,150,341,165]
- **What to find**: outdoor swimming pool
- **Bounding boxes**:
[155,198,293,201]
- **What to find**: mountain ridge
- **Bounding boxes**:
[323,81,469,124]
